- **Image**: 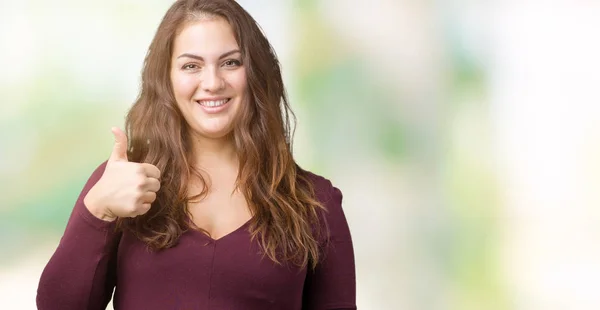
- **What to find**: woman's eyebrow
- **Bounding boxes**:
[176,49,241,61]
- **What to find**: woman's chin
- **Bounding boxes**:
[192,126,234,140]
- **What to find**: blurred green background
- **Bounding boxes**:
[2,1,600,309]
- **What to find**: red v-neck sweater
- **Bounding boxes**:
[36,162,356,310]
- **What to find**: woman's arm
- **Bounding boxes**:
[37,162,121,310]
[303,179,357,310]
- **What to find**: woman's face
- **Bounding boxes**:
[170,16,247,140]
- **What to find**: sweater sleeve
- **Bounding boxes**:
[303,179,357,310]
[37,161,121,310]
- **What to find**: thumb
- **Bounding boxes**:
[109,127,129,162]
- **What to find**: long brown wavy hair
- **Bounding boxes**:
[117,0,326,269]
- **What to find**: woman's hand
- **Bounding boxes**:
[84,127,161,221]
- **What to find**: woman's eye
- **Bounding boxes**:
[223,59,241,67]
[182,64,199,70]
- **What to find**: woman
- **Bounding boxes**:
[37,0,356,309]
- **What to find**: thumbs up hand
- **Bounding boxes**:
[84,127,161,221]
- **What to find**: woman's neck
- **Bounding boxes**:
[190,133,238,172]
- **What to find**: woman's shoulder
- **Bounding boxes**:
[298,168,340,197]
[297,167,351,241]
[297,167,344,212]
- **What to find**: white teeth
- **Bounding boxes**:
[199,99,229,107]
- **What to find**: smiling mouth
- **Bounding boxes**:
[197,98,231,107]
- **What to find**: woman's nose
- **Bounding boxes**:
[201,67,225,92]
